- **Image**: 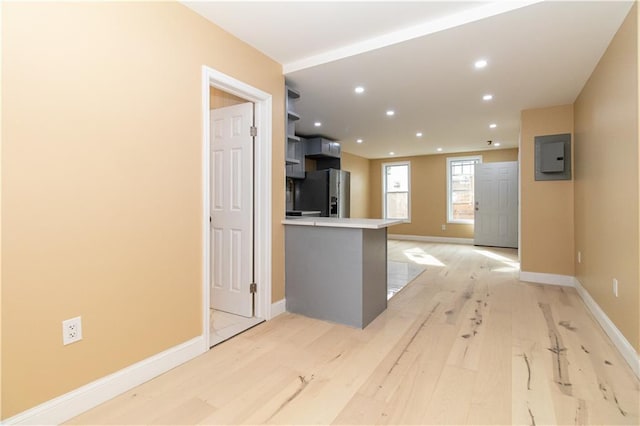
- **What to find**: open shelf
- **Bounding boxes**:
[287,87,300,99]
[287,110,301,121]
[286,84,304,179]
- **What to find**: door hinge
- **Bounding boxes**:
[250,126,257,137]
[250,282,257,293]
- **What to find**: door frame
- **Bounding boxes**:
[201,66,272,350]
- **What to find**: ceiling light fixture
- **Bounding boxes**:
[474,59,488,69]
[356,139,363,144]
[389,151,395,156]
[489,123,497,128]
[436,148,443,152]
[483,94,493,101]
[354,86,365,94]
[386,110,395,116]
[416,132,423,137]
[495,142,501,147]
[314,121,322,127]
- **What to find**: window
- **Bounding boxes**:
[447,156,482,223]
[383,161,410,221]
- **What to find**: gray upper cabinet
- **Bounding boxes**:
[305,137,341,159]
[286,86,305,179]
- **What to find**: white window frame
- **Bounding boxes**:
[382,161,411,222]
[446,155,482,224]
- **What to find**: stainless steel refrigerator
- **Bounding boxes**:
[294,169,350,217]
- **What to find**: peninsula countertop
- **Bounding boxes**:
[281,217,403,229]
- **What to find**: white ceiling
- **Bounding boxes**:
[183,1,634,159]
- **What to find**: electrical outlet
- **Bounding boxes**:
[612,279,619,298]
[441,224,446,231]
[62,316,83,345]
[577,251,581,264]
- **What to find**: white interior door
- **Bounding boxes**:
[210,102,254,317]
[474,161,518,248]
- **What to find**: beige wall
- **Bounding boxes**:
[574,5,639,352]
[1,1,284,418]
[520,105,574,276]
[369,149,518,239]
[341,152,371,218]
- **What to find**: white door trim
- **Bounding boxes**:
[201,66,272,350]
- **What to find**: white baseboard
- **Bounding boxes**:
[574,279,640,379]
[520,271,639,379]
[4,336,205,425]
[519,271,576,287]
[5,278,638,424]
[270,298,286,318]
[388,234,474,245]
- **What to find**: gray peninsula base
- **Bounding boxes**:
[285,225,388,328]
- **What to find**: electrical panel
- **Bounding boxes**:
[535,133,571,181]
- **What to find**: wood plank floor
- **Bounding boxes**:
[68,241,639,425]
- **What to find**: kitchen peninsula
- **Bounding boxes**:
[282,217,402,328]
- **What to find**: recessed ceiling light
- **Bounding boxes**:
[354,86,365,94]
[416,132,423,137]
[489,123,497,128]
[356,139,363,144]
[386,110,395,116]
[475,59,488,69]
[389,151,395,156]
[436,148,443,152]
[483,94,493,101]
[314,122,322,127]
[495,142,501,147]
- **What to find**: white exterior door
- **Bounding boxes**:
[474,161,518,248]
[210,103,254,317]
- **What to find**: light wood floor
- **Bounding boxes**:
[68,241,639,425]
[210,309,264,347]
